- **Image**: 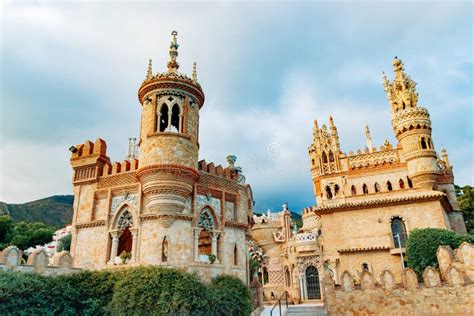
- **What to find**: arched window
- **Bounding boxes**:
[427,137,432,149]
[374,183,381,193]
[351,185,357,195]
[363,184,368,194]
[161,236,168,262]
[326,186,333,199]
[334,184,340,196]
[311,159,315,166]
[391,217,407,248]
[233,244,238,266]
[399,179,405,189]
[263,267,269,285]
[329,151,335,162]
[171,104,180,132]
[387,181,393,191]
[285,267,291,287]
[362,263,370,272]
[420,137,427,149]
[322,152,328,164]
[407,177,413,188]
[197,208,216,261]
[159,104,169,132]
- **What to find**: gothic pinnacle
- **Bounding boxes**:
[167,30,180,71]
[192,62,197,83]
[146,59,152,80]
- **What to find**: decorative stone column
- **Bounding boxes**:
[193,228,202,261]
[299,275,305,300]
[211,231,220,263]
[108,230,120,264]
[130,229,139,263]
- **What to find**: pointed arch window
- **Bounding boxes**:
[351,185,357,195]
[233,244,238,266]
[322,152,328,164]
[171,104,180,132]
[420,137,427,149]
[391,217,407,248]
[387,181,393,191]
[285,266,291,287]
[161,236,168,262]
[362,184,368,194]
[326,186,333,199]
[407,177,413,188]
[329,151,335,162]
[399,179,405,189]
[334,184,340,196]
[159,104,169,132]
[374,183,381,193]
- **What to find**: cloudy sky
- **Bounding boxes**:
[1,1,473,213]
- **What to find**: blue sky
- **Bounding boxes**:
[1,1,473,214]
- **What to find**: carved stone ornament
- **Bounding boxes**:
[118,210,134,230]
[111,193,138,214]
[297,255,321,273]
[196,194,221,215]
[198,209,215,231]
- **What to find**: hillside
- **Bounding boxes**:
[0,195,74,228]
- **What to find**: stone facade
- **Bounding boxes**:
[251,57,468,305]
[69,32,254,283]
[323,243,474,315]
[0,246,80,276]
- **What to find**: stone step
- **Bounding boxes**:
[286,305,327,316]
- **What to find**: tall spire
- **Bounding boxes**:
[146,59,153,80]
[382,57,419,112]
[192,62,197,83]
[365,124,373,153]
[167,30,180,72]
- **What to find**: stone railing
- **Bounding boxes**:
[0,246,81,276]
[295,232,317,243]
[323,242,474,315]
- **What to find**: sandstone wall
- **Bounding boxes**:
[323,242,474,315]
[0,246,81,276]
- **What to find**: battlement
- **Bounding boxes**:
[324,242,474,315]
[70,138,108,160]
[103,159,139,176]
[0,246,81,276]
[198,159,236,181]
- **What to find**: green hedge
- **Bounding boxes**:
[0,267,252,316]
[406,228,474,276]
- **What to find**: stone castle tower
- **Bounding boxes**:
[383,57,439,190]
[69,32,254,282]
[137,31,203,227]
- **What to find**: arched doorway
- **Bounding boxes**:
[305,266,321,299]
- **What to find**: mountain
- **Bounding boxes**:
[0,195,74,228]
[253,210,303,227]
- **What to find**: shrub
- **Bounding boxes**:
[209,275,252,316]
[57,233,72,252]
[406,228,474,275]
[108,266,212,316]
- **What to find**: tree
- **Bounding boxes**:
[406,228,474,276]
[8,221,54,250]
[57,233,72,252]
[456,185,474,233]
[0,215,13,249]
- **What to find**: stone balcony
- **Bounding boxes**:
[295,232,319,253]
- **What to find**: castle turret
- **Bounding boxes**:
[137,31,205,226]
[383,57,439,189]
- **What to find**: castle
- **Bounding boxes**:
[251,57,466,303]
[69,32,253,282]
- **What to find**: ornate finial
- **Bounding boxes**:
[146,59,152,80]
[365,124,373,153]
[382,57,419,111]
[441,148,450,167]
[167,30,180,71]
[226,155,237,169]
[329,116,335,128]
[192,62,197,83]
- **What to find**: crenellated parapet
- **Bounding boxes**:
[70,138,110,184]
[324,243,474,315]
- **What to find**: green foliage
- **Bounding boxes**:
[0,215,13,248]
[406,228,473,276]
[109,267,212,316]
[57,233,72,252]
[208,253,216,264]
[209,275,253,316]
[0,217,55,251]
[0,267,252,316]
[9,221,55,250]
[0,195,73,228]
[456,185,474,233]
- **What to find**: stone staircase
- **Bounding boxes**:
[286,304,327,316]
